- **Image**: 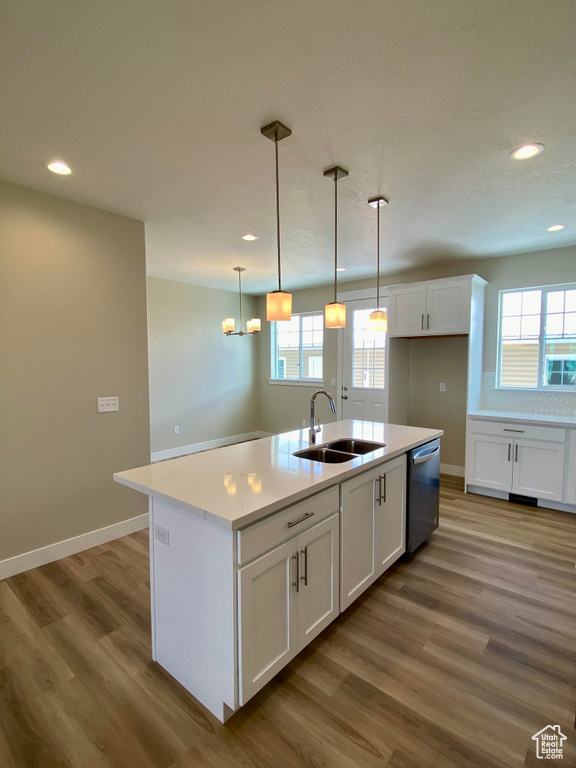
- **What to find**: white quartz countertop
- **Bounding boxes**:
[114,420,442,530]
[469,410,576,428]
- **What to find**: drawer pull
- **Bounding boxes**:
[503,428,525,433]
[287,511,315,528]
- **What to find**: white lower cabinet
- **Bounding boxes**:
[467,422,565,502]
[238,513,339,704]
[340,454,406,611]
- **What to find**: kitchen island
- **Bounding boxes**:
[114,420,442,721]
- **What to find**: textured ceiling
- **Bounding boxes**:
[1,0,575,294]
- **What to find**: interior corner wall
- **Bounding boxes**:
[0,181,150,563]
[147,276,260,453]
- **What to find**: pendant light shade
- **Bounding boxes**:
[324,166,349,329]
[266,290,292,322]
[222,267,261,336]
[368,196,390,332]
[261,120,293,322]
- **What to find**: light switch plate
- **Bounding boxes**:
[97,397,119,413]
[439,383,446,392]
[154,524,170,546]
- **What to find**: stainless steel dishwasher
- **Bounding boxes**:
[407,439,440,553]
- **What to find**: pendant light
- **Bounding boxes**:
[261,120,293,322]
[323,166,349,329]
[222,267,261,336]
[368,196,390,331]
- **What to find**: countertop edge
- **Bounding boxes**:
[468,411,576,428]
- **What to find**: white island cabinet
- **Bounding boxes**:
[114,420,442,722]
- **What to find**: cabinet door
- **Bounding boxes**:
[238,540,298,704]
[388,285,427,337]
[296,514,339,651]
[565,431,576,505]
[340,466,380,611]
[466,434,512,491]
[512,439,565,502]
[375,455,406,574]
[426,280,470,335]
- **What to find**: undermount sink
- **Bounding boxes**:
[293,447,357,463]
[293,438,386,463]
[325,439,386,455]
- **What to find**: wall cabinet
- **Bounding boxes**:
[238,513,339,704]
[466,419,566,502]
[388,276,476,337]
[340,454,406,611]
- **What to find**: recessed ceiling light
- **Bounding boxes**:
[510,144,545,160]
[336,267,346,272]
[44,160,73,175]
[242,234,258,241]
[547,224,566,232]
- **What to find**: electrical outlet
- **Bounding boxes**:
[97,397,119,413]
[331,378,336,386]
[154,524,170,546]
[439,382,446,392]
[173,426,180,435]
[302,419,307,427]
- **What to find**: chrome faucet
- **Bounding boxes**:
[309,390,336,444]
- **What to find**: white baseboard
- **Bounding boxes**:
[151,431,273,463]
[0,514,148,582]
[440,463,465,477]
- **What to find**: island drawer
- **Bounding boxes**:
[468,418,565,443]
[237,486,339,565]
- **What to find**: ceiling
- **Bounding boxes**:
[1,0,575,295]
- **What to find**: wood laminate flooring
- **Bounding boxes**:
[1,476,575,767]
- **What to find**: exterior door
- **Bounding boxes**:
[375,455,406,572]
[340,465,380,610]
[296,514,340,650]
[238,540,298,704]
[512,439,565,501]
[341,301,388,422]
[466,434,513,491]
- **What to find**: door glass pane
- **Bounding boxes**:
[351,309,385,390]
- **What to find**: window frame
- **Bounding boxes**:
[270,311,325,385]
[497,282,576,391]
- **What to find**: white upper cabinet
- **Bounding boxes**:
[388,275,482,338]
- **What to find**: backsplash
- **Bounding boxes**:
[479,372,576,416]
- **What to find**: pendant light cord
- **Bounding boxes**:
[376,203,380,310]
[275,134,282,292]
[334,175,338,303]
[238,269,243,327]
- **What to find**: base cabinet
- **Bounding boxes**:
[340,454,406,611]
[238,513,339,704]
[466,422,565,502]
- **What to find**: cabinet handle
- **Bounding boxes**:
[380,474,387,503]
[287,511,314,528]
[421,313,424,331]
[292,553,300,593]
[427,313,430,330]
[301,547,308,587]
[507,443,511,462]
[504,428,524,433]
[515,444,518,463]
[375,477,382,505]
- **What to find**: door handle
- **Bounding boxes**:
[380,474,387,503]
[427,313,430,330]
[341,385,348,400]
[421,313,424,330]
[507,443,511,462]
[300,547,308,587]
[515,444,518,463]
[292,552,300,593]
[375,477,382,505]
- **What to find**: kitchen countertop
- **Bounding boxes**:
[469,410,576,428]
[114,420,442,530]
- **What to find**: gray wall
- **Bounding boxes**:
[0,181,150,562]
[147,276,260,453]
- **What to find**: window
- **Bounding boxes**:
[498,284,576,389]
[271,313,324,381]
[352,308,385,389]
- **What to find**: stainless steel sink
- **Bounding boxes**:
[293,447,357,463]
[325,439,386,455]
